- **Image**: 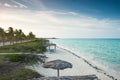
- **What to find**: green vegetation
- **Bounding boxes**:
[0,53,44,80]
[0,39,46,53]
[0,38,47,79]
[0,66,43,80]
[0,27,36,46]
[0,27,47,80]
[7,54,44,63]
[0,55,6,63]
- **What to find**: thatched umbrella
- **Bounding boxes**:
[42,59,72,77]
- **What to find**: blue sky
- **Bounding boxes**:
[42,0,120,19]
[0,0,120,38]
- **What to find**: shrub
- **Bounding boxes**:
[0,39,47,53]
[0,68,43,80]
[7,54,44,63]
[8,54,22,62]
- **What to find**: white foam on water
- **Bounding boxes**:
[56,44,120,79]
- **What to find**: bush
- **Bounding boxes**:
[0,39,47,53]
[0,68,43,80]
[8,54,22,62]
[7,54,44,63]
[0,55,6,62]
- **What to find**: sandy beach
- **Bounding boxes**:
[27,46,119,80]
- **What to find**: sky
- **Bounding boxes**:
[0,0,120,38]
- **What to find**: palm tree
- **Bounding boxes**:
[14,29,27,43]
[14,29,19,44]
[27,32,36,40]
[21,33,27,42]
[0,27,36,46]
[18,29,23,43]
[0,27,6,46]
[7,27,14,45]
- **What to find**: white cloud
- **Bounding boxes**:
[13,5,18,8]
[0,0,28,9]
[11,0,27,8]
[0,8,120,38]
[4,3,12,7]
[68,12,78,16]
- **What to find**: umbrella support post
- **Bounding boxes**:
[57,69,59,77]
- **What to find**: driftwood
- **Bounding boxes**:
[34,75,98,80]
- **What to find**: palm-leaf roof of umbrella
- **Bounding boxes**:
[43,59,72,70]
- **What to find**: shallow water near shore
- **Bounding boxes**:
[50,38,120,79]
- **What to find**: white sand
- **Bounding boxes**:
[28,47,117,80]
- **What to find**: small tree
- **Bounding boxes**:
[18,29,23,43]
[7,27,14,45]
[0,27,6,46]
[27,32,36,40]
[14,29,19,44]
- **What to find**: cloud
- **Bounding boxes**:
[4,3,12,7]
[68,12,78,16]
[0,0,28,9]
[12,0,27,8]
[0,7,120,38]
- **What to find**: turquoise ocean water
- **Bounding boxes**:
[50,38,120,79]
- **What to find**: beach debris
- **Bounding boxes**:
[42,59,72,77]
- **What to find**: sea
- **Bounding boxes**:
[50,38,120,79]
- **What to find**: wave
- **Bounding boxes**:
[51,40,120,80]
[57,45,119,80]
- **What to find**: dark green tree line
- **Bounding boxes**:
[0,27,36,46]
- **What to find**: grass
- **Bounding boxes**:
[7,54,44,63]
[0,54,44,80]
[0,68,43,80]
[0,55,6,63]
[0,39,47,80]
[0,39,46,53]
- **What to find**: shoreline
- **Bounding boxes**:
[28,46,119,80]
[57,46,116,80]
